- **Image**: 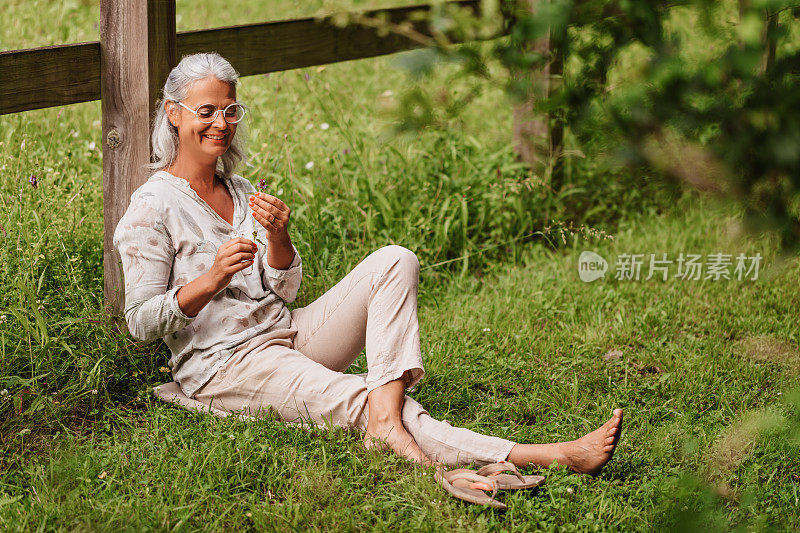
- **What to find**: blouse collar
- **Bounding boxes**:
[154,170,244,229]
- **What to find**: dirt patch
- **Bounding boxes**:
[735,335,800,374]
[705,409,784,499]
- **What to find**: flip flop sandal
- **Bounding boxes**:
[476,461,545,490]
[435,467,506,509]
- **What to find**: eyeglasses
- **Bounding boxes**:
[176,101,248,124]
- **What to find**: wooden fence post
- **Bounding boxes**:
[512,0,563,190]
[101,0,176,318]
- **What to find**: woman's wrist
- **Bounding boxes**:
[266,231,295,270]
[176,272,223,317]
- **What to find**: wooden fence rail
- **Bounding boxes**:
[0,1,481,116]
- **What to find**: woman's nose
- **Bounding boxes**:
[211,111,228,129]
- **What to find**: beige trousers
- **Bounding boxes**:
[194,245,516,466]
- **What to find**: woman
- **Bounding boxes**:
[113,52,623,473]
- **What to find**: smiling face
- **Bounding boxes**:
[166,76,238,166]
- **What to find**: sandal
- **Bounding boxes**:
[476,461,545,490]
[435,466,506,509]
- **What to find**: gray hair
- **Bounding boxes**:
[148,52,248,180]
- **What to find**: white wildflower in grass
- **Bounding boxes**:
[229,434,235,439]
[88,141,96,151]
[566,487,574,494]
[320,122,330,130]
[0,314,6,324]
[305,123,314,130]
[0,389,8,396]
[482,328,491,332]
[91,389,98,395]
[305,161,314,170]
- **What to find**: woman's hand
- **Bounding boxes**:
[208,237,257,292]
[249,192,291,242]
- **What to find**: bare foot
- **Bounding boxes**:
[561,408,624,476]
[363,417,434,465]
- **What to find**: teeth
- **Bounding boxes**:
[204,135,226,140]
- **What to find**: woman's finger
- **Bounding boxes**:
[253,211,280,233]
[220,252,254,269]
[249,200,275,221]
[251,192,289,215]
[232,259,254,272]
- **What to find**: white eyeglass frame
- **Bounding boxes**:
[175,101,248,124]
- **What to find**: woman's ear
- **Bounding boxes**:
[165,100,178,127]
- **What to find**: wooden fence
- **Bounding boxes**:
[1,0,553,316]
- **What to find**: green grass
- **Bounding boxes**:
[2,199,800,531]
[2,0,799,530]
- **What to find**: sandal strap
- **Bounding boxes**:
[444,471,499,501]
[476,461,526,483]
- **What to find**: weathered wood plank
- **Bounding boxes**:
[147,0,177,126]
[101,0,153,316]
[0,42,101,114]
[1,0,481,115]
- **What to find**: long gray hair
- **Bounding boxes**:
[148,52,248,179]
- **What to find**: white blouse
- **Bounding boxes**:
[113,170,302,398]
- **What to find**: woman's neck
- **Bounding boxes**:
[165,156,219,196]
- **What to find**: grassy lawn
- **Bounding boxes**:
[2,0,799,530]
[2,199,799,531]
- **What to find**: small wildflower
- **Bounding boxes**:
[320,122,330,130]
[20,140,26,150]
[159,366,170,373]
[0,315,6,324]
[98,471,108,479]
[88,141,96,151]
[229,434,235,439]
[566,487,574,494]
[37,305,44,312]
[305,123,314,130]
[246,512,253,518]
[71,130,79,138]
[0,389,8,396]
[276,187,284,195]
[303,73,310,82]
[257,178,267,191]
[482,328,491,332]
[28,174,38,188]
[341,148,350,156]
[305,161,314,170]
[91,389,98,395]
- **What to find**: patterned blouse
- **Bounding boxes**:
[113,170,303,398]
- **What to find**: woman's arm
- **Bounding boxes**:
[176,238,257,316]
[113,196,196,342]
[262,239,302,304]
